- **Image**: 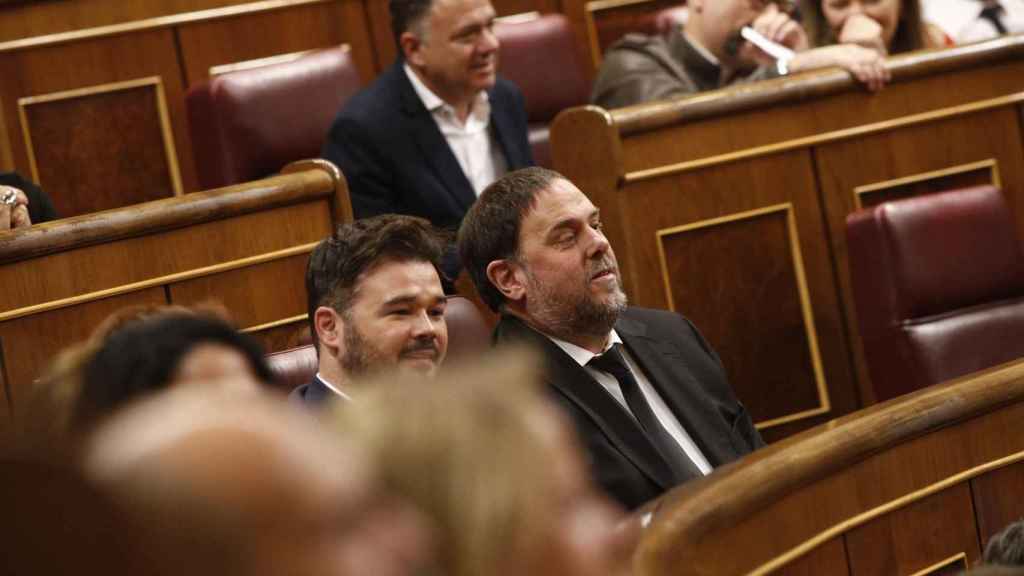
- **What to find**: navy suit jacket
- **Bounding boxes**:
[321,60,533,234]
[289,375,342,408]
[494,307,763,510]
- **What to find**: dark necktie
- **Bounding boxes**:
[980,2,1009,34]
[588,344,703,482]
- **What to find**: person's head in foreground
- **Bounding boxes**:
[306,214,449,388]
[458,167,627,353]
[83,387,436,576]
[72,312,271,429]
[985,519,1024,567]
[800,0,942,54]
[334,350,638,576]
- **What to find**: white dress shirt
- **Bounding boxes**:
[404,64,508,196]
[923,0,1024,44]
[547,330,712,475]
[315,372,352,402]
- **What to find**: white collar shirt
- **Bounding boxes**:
[923,0,1024,43]
[546,330,712,475]
[404,64,508,196]
[315,372,352,402]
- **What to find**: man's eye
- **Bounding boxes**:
[592,221,603,231]
[429,307,446,318]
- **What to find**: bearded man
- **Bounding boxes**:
[293,215,449,406]
[457,167,763,509]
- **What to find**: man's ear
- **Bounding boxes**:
[314,306,344,353]
[486,259,527,304]
[399,31,424,66]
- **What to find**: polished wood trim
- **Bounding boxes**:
[0,93,12,171]
[282,158,352,225]
[623,93,1024,183]
[0,334,9,415]
[0,243,317,323]
[611,34,1024,137]
[655,203,831,430]
[637,359,1024,574]
[0,166,337,262]
[241,313,308,333]
[583,0,653,69]
[748,453,1023,575]
[209,46,336,76]
[16,76,183,196]
[0,0,336,54]
[853,159,1001,210]
[908,552,968,576]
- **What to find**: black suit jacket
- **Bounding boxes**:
[321,60,533,234]
[494,307,763,509]
[289,375,343,408]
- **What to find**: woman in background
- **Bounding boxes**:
[799,0,950,55]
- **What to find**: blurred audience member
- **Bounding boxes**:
[294,214,449,406]
[84,388,436,576]
[335,351,637,576]
[0,171,57,231]
[800,0,950,55]
[986,519,1024,567]
[924,0,1024,45]
[72,313,271,429]
[592,0,890,109]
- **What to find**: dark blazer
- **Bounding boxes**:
[494,307,763,510]
[289,375,343,408]
[321,60,533,234]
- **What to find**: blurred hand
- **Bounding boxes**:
[838,13,887,54]
[0,188,31,231]
[791,44,891,91]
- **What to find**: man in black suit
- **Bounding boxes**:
[292,214,449,407]
[321,0,533,238]
[457,167,763,509]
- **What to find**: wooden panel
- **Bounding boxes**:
[0,27,199,200]
[845,485,981,576]
[168,253,310,329]
[176,0,377,85]
[971,461,1024,548]
[0,287,167,411]
[855,159,1000,210]
[18,78,180,217]
[775,538,850,576]
[584,0,676,67]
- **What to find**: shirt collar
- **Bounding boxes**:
[547,330,623,368]
[403,63,491,121]
[315,372,352,401]
[683,30,720,66]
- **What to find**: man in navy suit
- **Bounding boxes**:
[292,214,449,406]
[322,0,533,238]
[458,168,763,509]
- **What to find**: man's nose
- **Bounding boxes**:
[410,310,439,337]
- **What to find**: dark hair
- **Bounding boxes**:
[305,214,447,348]
[390,0,435,49]
[799,0,928,54]
[986,520,1024,567]
[457,167,564,312]
[74,314,272,427]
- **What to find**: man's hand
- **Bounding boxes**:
[838,13,888,55]
[0,187,31,231]
[740,2,809,66]
[789,44,891,92]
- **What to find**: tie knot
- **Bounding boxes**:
[588,344,630,377]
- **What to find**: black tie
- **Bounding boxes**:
[980,2,1008,34]
[588,344,703,482]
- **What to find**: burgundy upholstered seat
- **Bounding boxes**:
[186,45,362,189]
[266,296,491,391]
[846,185,1024,401]
[495,14,589,168]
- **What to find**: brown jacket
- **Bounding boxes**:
[591,27,778,110]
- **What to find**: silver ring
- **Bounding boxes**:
[0,187,18,206]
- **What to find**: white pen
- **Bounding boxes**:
[740,26,796,61]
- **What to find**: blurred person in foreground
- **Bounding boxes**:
[334,349,637,576]
[800,0,950,56]
[592,0,891,109]
[985,519,1024,567]
[458,167,762,509]
[294,214,449,406]
[83,386,436,576]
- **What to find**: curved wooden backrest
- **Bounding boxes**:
[0,159,351,423]
[634,358,1024,575]
[551,35,1024,442]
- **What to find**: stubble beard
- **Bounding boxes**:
[524,264,628,344]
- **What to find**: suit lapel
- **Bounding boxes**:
[487,85,523,168]
[495,316,675,489]
[616,316,739,467]
[396,64,478,213]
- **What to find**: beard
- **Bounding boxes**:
[522,257,628,343]
[340,317,440,378]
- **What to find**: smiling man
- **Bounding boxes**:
[321,0,532,262]
[292,215,449,406]
[458,168,763,509]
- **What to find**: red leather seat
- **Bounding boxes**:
[846,185,1024,401]
[266,296,491,390]
[495,14,589,168]
[186,45,362,189]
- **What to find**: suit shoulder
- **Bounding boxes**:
[338,67,404,124]
[622,306,690,328]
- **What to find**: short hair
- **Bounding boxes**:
[74,313,272,428]
[305,214,447,347]
[986,519,1024,567]
[390,0,435,49]
[457,167,564,312]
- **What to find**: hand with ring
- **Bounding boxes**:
[0,185,32,231]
